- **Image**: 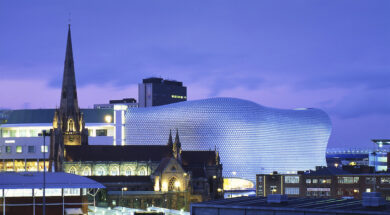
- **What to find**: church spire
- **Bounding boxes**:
[60,24,79,116]
[173,129,182,161]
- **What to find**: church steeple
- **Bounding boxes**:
[60,24,79,117]
[50,25,88,172]
[173,129,182,161]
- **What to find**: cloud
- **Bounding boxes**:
[0,79,137,109]
[327,87,390,119]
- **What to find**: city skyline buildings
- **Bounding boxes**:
[0,0,389,149]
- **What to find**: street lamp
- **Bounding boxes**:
[38,130,51,215]
[121,187,127,206]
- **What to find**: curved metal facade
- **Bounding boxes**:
[124,98,331,182]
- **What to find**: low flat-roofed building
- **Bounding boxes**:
[191,196,390,215]
[0,172,104,215]
[256,167,390,200]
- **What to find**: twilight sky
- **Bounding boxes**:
[0,0,389,148]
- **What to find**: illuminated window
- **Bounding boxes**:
[68,119,75,132]
[338,177,359,184]
[306,179,311,184]
[124,167,134,176]
[110,166,119,176]
[96,167,106,176]
[69,166,77,175]
[82,167,91,176]
[168,177,178,191]
[41,146,48,153]
[381,177,390,184]
[285,176,299,183]
[138,167,147,176]
[16,146,22,153]
[312,179,318,184]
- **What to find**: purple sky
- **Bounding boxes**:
[0,0,389,148]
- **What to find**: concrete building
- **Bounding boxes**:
[138,77,187,107]
[256,167,390,200]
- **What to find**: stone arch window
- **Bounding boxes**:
[124,167,134,176]
[82,166,91,176]
[68,119,75,132]
[138,167,147,176]
[168,177,179,191]
[110,166,119,176]
[96,166,106,176]
[69,166,77,175]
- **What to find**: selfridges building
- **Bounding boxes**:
[124,97,332,182]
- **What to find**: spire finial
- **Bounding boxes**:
[68,12,72,27]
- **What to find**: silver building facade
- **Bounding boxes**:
[124,97,332,182]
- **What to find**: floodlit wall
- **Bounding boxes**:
[125,98,332,182]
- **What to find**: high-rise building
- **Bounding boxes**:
[138,77,187,107]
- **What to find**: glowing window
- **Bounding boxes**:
[138,167,146,176]
[96,167,106,176]
[69,166,77,175]
[16,146,22,153]
[124,167,134,176]
[110,166,119,176]
[82,167,91,176]
[168,177,178,191]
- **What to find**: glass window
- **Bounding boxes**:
[110,167,119,176]
[69,166,77,175]
[285,187,299,195]
[16,146,22,153]
[96,167,106,176]
[41,145,48,153]
[312,179,318,184]
[381,177,390,184]
[125,167,134,176]
[5,146,11,153]
[285,176,299,184]
[306,179,311,184]
[366,177,376,184]
[28,146,35,153]
[138,168,146,176]
[338,177,359,184]
[10,130,16,137]
[96,129,107,136]
[82,167,91,176]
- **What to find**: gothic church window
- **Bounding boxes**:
[82,167,91,176]
[138,167,147,176]
[168,177,178,191]
[96,167,106,176]
[110,166,119,176]
[68,119,75,132]
[125,167,134,176]
[69,166,77,175]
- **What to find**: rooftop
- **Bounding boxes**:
[192,196,390,215]
[0,172,105,189]
[3,109,113,124]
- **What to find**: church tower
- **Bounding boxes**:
[50,25,88,171]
